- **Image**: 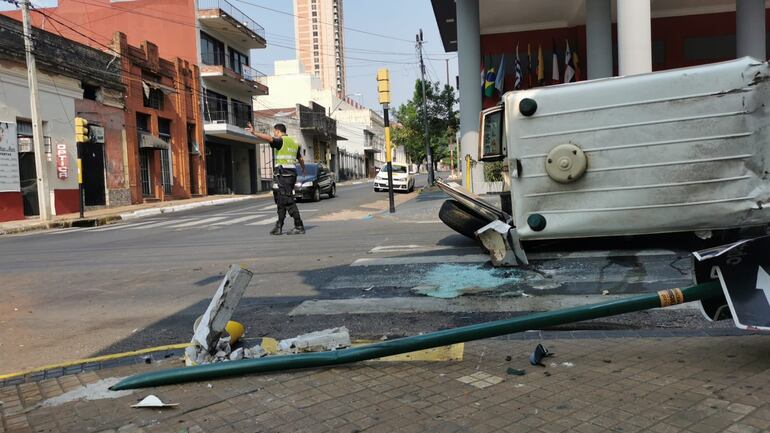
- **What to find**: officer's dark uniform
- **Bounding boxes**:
[271,135,304,235]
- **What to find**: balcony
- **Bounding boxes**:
[197,0,266,49]
[199,52,268,96]
[202,110,257,143]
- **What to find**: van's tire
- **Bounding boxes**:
[439,200,490,239]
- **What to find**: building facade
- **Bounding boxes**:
[5,0,272,196]
[0,14,124,222]
[294,0,346,95]
[431,0,770,193]
[112,32,205,204]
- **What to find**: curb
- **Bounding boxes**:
[119,196,257,220]
[0,215,122,236]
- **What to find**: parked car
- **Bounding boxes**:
[373,163,415,192]
[272,163,336,202]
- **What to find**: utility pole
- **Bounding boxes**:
[21,0,52,221]
[416,29,434,185]
[377,68,395,213]
[445,58,450,86]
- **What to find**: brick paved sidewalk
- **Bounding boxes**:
[2,335,769,433]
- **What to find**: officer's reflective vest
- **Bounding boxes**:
[274,136,299,167]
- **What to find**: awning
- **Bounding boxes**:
[138,132,170,150]
[142,80,177,98]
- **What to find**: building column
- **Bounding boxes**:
[456,0,483,192]
[737,0,766,59]
[617,0,652,75]
[586,0,613,79]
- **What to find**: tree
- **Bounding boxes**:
[392,80,458,171]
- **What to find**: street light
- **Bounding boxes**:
[329,93,363,116]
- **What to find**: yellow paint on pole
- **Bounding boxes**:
[77,158,82,184]
[352,341,464,362]
[465,155,472,192]
[385,126,392,163]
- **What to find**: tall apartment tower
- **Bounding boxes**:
[294,0,346,95]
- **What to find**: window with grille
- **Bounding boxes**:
[143,88,164,110]
[158,118,172,195]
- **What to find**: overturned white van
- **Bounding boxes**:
[438,57,770,265]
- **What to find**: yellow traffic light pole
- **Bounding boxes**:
[377,68,395,213]
[74,117,89,218]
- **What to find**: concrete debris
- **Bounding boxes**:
[244,344,267,359]
[278,327,351,354]
[602,290,610,295]
[192,265,253,352]
[229,347,244,361]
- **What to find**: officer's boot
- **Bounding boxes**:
[286,224,305,235]
[269,223,283,235]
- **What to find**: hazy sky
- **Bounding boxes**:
[234,0,458,110]
[3,0,459,111]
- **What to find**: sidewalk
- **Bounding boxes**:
[0,194,268,236]
[2,333,768,433]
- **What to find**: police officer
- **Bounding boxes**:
[246,122,305,235]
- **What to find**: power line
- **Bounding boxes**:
[230,0,414,44]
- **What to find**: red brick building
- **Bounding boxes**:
[111,32,206,203]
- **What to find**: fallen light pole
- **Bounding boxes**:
[111,282,720,390]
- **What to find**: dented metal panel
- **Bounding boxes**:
[504,57,770,240]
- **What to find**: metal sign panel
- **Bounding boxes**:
[0,121,20,192]
[693,236,770,331]
[90,125,105,144]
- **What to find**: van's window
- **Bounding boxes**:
[481,109,503,161]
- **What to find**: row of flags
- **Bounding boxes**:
[482,40,581,97]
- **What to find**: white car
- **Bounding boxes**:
[373,163,415,193]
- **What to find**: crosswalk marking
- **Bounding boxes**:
[168,216,227,228]
[212,215,264,226]
[246,217,277,226]
[89,220,160,232]
[128,219,192,230]
[49,227,90,235]
[351,255,490,266]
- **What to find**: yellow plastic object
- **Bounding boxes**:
[225,321,244,345]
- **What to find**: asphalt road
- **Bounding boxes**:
[0,172,730,374]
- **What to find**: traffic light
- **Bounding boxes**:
[75,117,90,143]
[376,68,390,105]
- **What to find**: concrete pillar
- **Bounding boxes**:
[586,0,613,79]
[737,0,767,59]
[617,0,652,75]
[456,0,484,192]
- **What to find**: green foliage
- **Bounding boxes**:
[392,80,458,168]
[484,161,505,182]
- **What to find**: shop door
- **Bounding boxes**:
[18,152,38,216]
[139,148,152,197]
[78,142,106,206]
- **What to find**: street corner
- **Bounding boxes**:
[3,336,770,433]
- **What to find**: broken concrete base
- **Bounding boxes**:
[277,327,352,354]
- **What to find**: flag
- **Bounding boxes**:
[552,39,560,83]
[484,67,496,97]
[527,43,533,88]
[514,46,523,90]
[564,40,575,83]
[572,40,581,81]
[494,54,506,94]
[537,44,544,84]
[481,61,485,92]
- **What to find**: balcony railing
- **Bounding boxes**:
[200,51,266,82]
[203,110,252,129]
[197,0,266,40]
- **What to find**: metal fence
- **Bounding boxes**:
[203,110,252,129]
[200,51,265,82]
[197,0,266,40]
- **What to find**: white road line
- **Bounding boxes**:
[257,204,276,210]
[246,216,277,226]
[351,255,490,266]
[88,220,160,232]
[168,216,228,228]
[48,227,91,235]
[212,215,265,225]
[288,295,698,316]
[128,219,193,229]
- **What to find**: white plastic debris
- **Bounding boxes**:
[244,345,267,359]
[278,327,351,354]
[131,395,179,408]
[229,347,244,361]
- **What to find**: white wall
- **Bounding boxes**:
[0,62,81,214]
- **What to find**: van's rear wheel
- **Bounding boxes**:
[439,200,490,239]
